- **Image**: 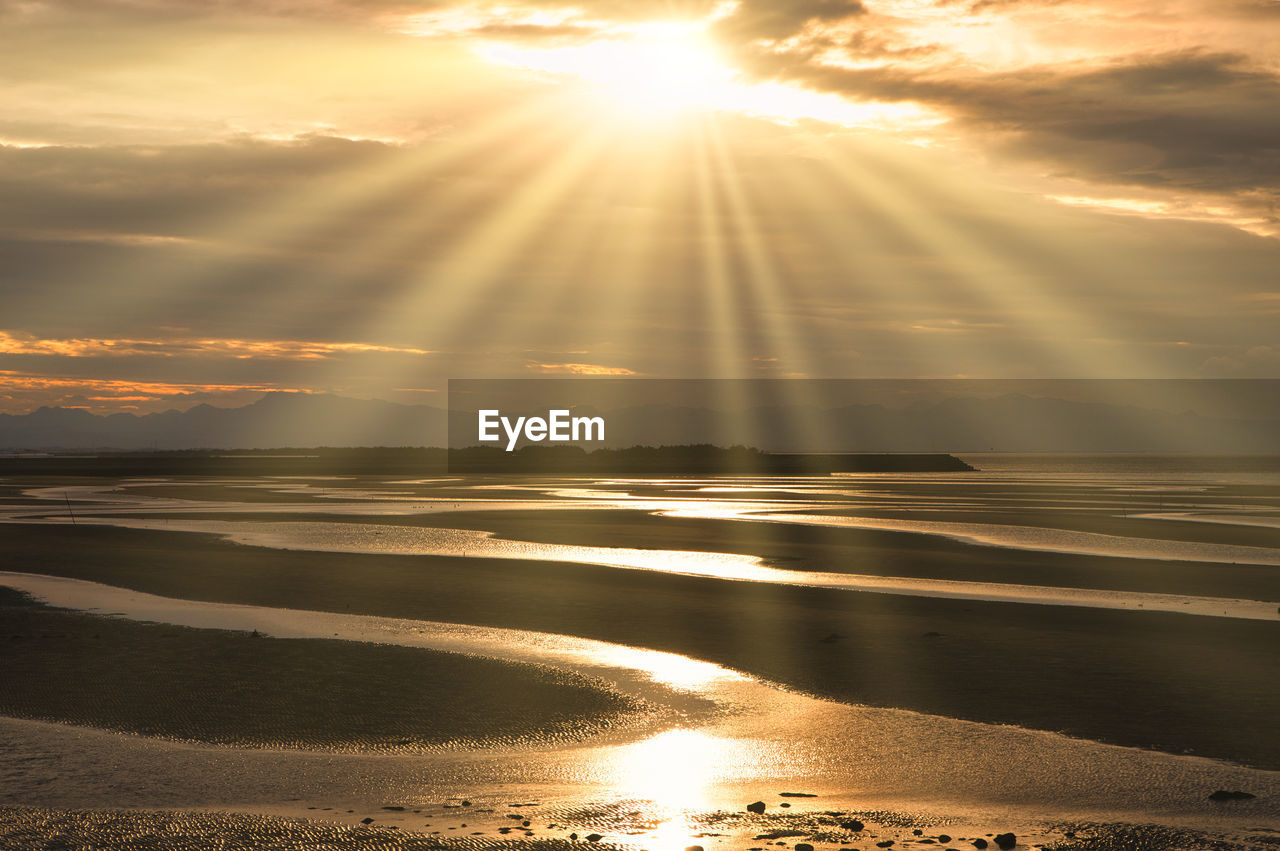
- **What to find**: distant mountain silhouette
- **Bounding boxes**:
[2,391,1278,452]
[0,393,447,450]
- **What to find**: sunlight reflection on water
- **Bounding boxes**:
[587,647,744,691]
[2,570,1280,834]
[614,729,724,812]
[4,469,1280,844]
[15,513,1279,621]
[7,472,1280,622]
[663,507,1280,567]
[593,726,801,851]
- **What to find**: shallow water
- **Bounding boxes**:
[2,466,1279,846]
[1141,510,1280,530]
[5,472,1280,620]
[702,510,1280,567]
[36,515,1280,621]
[1,570,1278,836]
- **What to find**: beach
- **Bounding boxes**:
[1,460,1278,849]
[8,0,1279,840]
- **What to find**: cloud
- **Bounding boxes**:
[0,331,435,360]
[2,0,1280,397]
[0,370,300,397]
[5,0,1274,243]
[0,0,439,25]
[525,363,640,375]
[0,0,725,30]
[735,38,1280,232]
[713,0,866,41]
[0,369,308,414]
[1201,345,1280,377]
[0,136,397,239]
[988,51,1280,192]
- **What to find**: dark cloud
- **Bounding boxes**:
[962,52,1280,195]
[1225,0,1280,17]
[742,48,1280,220]
[0,136,397,237]
[836,29,941,61]
[713,0,866,42]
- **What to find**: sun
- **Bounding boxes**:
[476,22,943,129]
[478,23,737,120]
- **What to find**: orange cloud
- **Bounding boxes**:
[85,395,164,402]
[0,370,302,397]
[0,331,435,360]
[525,362,639,375]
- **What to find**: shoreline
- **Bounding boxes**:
[0,520,1277,770]
[40,513,1280,621]
[2,571,1277,832]
[1,471,1277,851]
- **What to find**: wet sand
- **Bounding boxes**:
[234,507,1280,601]
[47,514,1280,619]
[3,803,1275,851]
[1,522,1278,769]
[1,471,1278,850]
[2,577,1278,851]
[0,588,642,750]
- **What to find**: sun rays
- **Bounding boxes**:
[7,0,1275,415]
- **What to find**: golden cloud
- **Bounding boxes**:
[0,331,435,360]
[0,370,303,397]
[526,362,639,375]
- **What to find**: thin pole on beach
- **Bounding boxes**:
[64,490,77,527]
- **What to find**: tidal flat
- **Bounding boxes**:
[1,462,1277,848]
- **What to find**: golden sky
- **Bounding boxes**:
[1,0,1278,413]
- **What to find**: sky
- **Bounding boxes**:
[1,0,1278,415]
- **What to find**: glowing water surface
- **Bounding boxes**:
[19,476,1280,573]
[673,508,1280,567]
[28,515,1278,621]
[1,570,1278,836]
[1139,511,1280,531]
[7,474,1280,621]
